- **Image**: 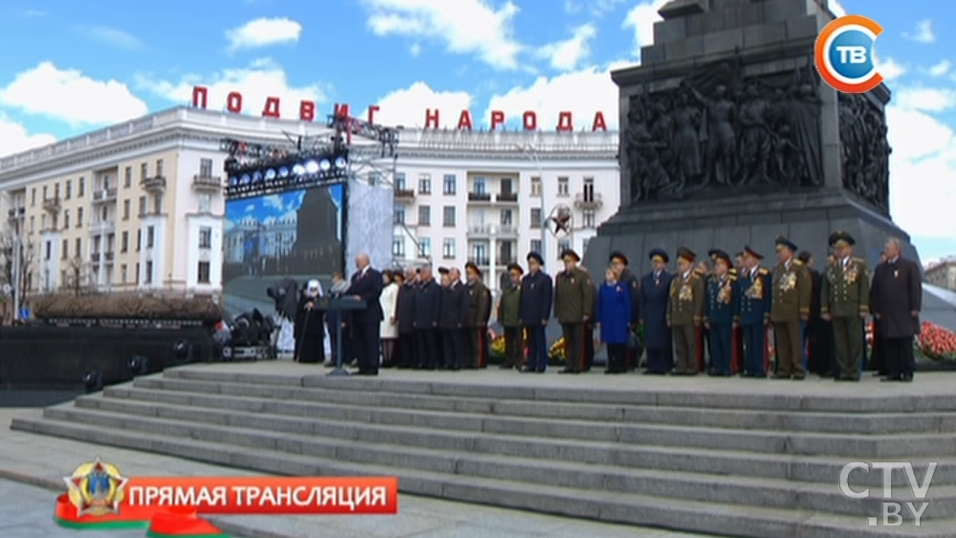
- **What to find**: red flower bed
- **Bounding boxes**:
[917,322,956,362]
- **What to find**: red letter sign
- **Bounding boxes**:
[226,92,243,114]
[490,110,505,131]
[192,86,208,109]
[556,111,573,132]
[262,97,281,118]
[522,111,537,131]
[425,109,439,129]
[334,103,350,119]
[367,105,380,124]
[457,110,473,130]
[592,111,608,132]
[299,101,315,122]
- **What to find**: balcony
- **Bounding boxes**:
[574,191,603,209]
[468,192,491,202]
[469,257,490,266]
[467,224,519,238]
[91,252,100,263]
[141,176,166,192]
[192,175,221,191]
[42,197,60,213]
[104,251,114,263]
[93,188,117,203]
[395,189,415,201]
[496,192,518,203]
[90,220,115,234]
[7,207,24,221]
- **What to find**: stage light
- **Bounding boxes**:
[83,370,103,393]
[241,173,251,184]
[319,159,331,171]
[335,156,347,169]
[224,146,350,199]
[229,176,240,186]
[265,168,277,180]
[279,166,290,178]
[252,171,263,183]
[128,355,149,376]
[292,164,306,176]
[304,160,320,174]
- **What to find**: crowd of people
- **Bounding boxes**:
[291,233,923,383]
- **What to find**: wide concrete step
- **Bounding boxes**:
[10,415,954,538]
[44,400,956,520]
[163,367,954,413]
[98,386,954,487]
[133,376,956,436]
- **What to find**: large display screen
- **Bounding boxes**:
[222,184,346,318]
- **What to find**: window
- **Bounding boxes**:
[500,209,513,227]
[78,177,85,197]
[443,174,456,195]
[530,239,542,254]
[395,172,406,191]
[418,174,431,194]
[135,262,140,283]
[199,226,212,248]
[442,206,456,227]
[583,177,595,201]
[63,209,70,229]
[136,229,141,251]
[442,238,455,259]
[530,208,542,228]
[124,167,132,188]
[31,188,36,206]
[557,176,569,196]
[123,199,130,220]
[153,194,163,214]
[138,196,146,216]
[156,159,164,177]
[418,237,431,257]
[582,237,591,254]
[65,180,72,199]
[76,207,84,227]
[75,238,81,258]
[45,241,51,260]
[146,226,155,248]
[473,177,486,194]
[197,261,210,284]
[121,264,127,283]
[418,205,431,226]
[199,158,213,178]
[583,209,596,228]
[42,186,47,200]
[29,216,34,233]
[62,239,68,259]
[558,239,571,253]
[392,237,405,257]
[140,162,148,180]
[198,193,212,213]
[144,261,153,283]
[101,206,108,222]
[394,207,405,225]
[54,183,60,199]
[121,231,129,253]
[500,178,513,195]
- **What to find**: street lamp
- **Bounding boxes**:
[515,144,547,263]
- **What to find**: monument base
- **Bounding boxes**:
[584,187,920,275]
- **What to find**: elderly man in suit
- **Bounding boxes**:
[870,237,922,383]
[346,253,384,376]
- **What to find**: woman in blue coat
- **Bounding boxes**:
[598,266,633,374]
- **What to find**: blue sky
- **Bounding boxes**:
[224,185,344,230]
[0,0,953,262]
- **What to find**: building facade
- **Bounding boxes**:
[926,258,956,292]
[0,106,619,301]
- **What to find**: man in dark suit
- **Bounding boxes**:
[870,237,922,382]
[346,253,384,376]
[396,268,418,369]
[439,267,469,370]
[519,252,552,373]
[639,248,673,374]
[413,265,443,369]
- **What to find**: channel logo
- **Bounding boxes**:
[814,15,884,94]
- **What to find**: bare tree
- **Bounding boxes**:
[62,255,94,296]
[0,230,34,311]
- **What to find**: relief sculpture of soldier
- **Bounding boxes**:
[690,84,736,187]
[839,93,891,212]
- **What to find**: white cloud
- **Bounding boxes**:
[410,43,422,57]
[360,0,522,70]
[135,58,329,115]
[225,17,303,52]
[0,115,56,158]
[484,63,624,131]
[893,87,956,113]
[535,24,597,71]
[874,53,906,81]
[13,8,45,17]
[374,82,472,128]
[621,0,668,56]
[78,26,144,50]
[563,1,581,14]
[0,62,148,126]
[904,19,935,43]
[927,60,952,77]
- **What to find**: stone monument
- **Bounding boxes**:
[584,0,920,275]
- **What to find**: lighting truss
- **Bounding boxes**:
[224,148,350,199]
[326,114,399,158]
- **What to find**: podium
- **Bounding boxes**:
[325,296,365,377]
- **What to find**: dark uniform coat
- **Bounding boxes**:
[667,271,706,326]
[413,278,442,329]
[519,270,553,326]
[736,266,772,326]
[704,273,738,325]
[466,280,492,327]
[770,259,812,323]
[639,270,673,349]
[440,282,469,329]
[497,284,521,327]
[553,267,595,323]
[616,268,641,324]
[397,281,417,335]
[821,257,870,318]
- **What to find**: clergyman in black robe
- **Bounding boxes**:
[294,279,328,364]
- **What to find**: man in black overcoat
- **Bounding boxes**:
[870,238,922,382]
[346,253,384,376]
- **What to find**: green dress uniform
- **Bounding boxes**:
[497,266,523,369]
[667,248,706,375]
[770,236,812,379]
[554,249,595,373]
[820,232,870,381]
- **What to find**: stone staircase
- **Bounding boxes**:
[11,367,956,538]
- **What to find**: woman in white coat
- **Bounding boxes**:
[379,269,400,367]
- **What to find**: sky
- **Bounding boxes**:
[0,0,953,263]
[224,185,344,231]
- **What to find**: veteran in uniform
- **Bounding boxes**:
[736,246,771,377]
[820,232,869,381]
[464,262,492,369]
[704,250,737,376]
[519,252,552,373]
[770,236,812,380]
[554,249,595,374]
[609,251,641,370]
[667,247,705,375]
[640,248,674,374]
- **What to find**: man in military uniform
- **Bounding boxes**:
[704,249,737,376]
[639,248,673,374]
[497,263,523,369]
[519,252,552,373]
[554,249,595,374]
[731,251,744,372]
[667,247,705,375]
[820,232,869,381]
[770,236,812,380]
[464,262,492,369]
[609,251,640,370]
[694,260,711,372]
[736,246,771,377]
[413,266,443,369]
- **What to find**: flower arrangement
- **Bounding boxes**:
[916,322,956,362]
[549,336,567,364]
[490,334,507,360]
